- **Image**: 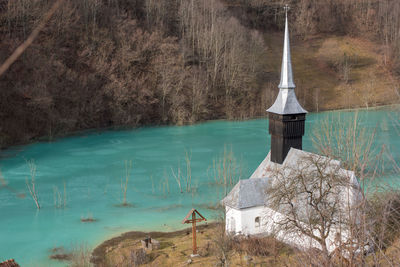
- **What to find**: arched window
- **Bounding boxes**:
[255,216,260,228]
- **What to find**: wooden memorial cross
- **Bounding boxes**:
[182,208,207,256]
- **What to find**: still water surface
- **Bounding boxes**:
[0,107,399,266]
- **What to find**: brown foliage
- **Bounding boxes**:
[226,0,400,75]
[0,0,267,147]
[2,0,398,148]
[232,236,290,257]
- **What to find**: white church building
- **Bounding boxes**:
[221,6,363,254]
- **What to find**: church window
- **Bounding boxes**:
[255,217,260,228]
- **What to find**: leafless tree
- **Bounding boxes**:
[211,212,234,267]
[308,112,400,266]
[266,153,359,266]
[0,0,63,77]
[264,111,400,266]
[120,160,132,207]
[210,145,243,196]
[26,159,40,209]
[311,112,377,181]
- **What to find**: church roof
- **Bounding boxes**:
[251,148,349,179]
[267,7,307,115]
[248,148,362,221]
[267,88,307,115]
[223,148,362,213]
[221,178,269,209]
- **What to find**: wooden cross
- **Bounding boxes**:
[182,209,207,256]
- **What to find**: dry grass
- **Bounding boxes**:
[92,218,400,267]
[49,244,92,267]
[92,223,296,267]
[69,244,93,267]
[263,32,400,112]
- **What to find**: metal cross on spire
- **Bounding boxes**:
[284,4,290,17]
[267,4,307,115]
[278,4,295,89]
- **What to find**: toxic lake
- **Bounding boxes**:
[1,107,399,266]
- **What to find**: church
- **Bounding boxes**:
[221,7,363,254]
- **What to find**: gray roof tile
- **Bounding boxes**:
[221,178,269,209]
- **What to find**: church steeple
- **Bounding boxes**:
[267,5,307,164]
[278,6,295,89]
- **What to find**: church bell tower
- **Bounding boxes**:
[267,5,307,164]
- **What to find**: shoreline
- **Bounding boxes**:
[1,103,399,153]
[91,222,216,266]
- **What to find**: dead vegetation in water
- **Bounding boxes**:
[49,244,92,267]
[119,160,132,207]
[69,244,93,267]
[49,246,72,261]
[170,150,193,194]
[53,181,67,209]
[25,159,40,209]
[80,213,97,223]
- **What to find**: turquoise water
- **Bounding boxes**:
[0,107,399,266]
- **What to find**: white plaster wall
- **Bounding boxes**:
[226,205,351,254]
[262,206,351,253]
[238,206,265,235]
[225,206,266,235]
[225,206,242,234]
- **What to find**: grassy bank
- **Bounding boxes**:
[91,222,294,267]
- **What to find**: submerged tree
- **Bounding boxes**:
[120,160,133,207]
[26,159,40,209]
[53,181,67,209]
[211,145,243,196]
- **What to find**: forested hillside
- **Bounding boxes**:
[0,0,399,147]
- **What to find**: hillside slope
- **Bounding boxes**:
[0,0,399,148]
[263,32,400,111]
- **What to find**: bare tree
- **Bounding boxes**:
[211,145,242,196]
[303,112,400,266]
[120,160,132,207]
[53,181,67,209]
[26,159,40,209]
[262,110,400,266]
[211,212,233,267]
[311,112,377,181]
[0,0,63,77]
[266,153,359,266]
[362,72,377,109]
